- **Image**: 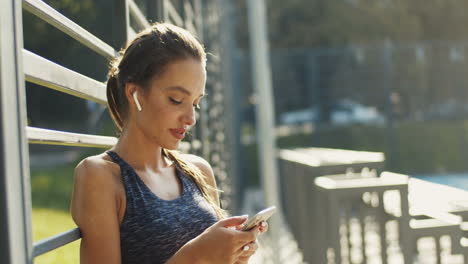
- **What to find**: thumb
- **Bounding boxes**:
[217,215,249,228]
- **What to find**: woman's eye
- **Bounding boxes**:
[169,97,182,104]
[170,97,200,109]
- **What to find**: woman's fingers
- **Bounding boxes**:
[234,241,259,264]
[228,220,269,263]
[259,221,269,233]
[239,241,259,255]
[235,226,261,244]
[218,215,249,228]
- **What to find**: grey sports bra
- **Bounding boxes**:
[106,151,218,264]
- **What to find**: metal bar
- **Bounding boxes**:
[25,126,192,151]
[0,1,33,263]
[378,192,388,264]
[435,236,442,264]
[218,0,241,214]
[23,49,107,104]
[22,0,117,59]
[26,126,118,148]
[155,0,168,22]
[128,26,137,39]
[193,0,203,38]
[166,0,184,27]
[382,40,397,170]
[184,1,194,20]
[185,20,197,36]
[33,228,81,257]
[246,0,281,262]
[128,0,151,29]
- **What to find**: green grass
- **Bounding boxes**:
[31,162,79,263]
[32,208,79,264]
[31,163,75,211]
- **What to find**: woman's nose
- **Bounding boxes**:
[183,107,196,127]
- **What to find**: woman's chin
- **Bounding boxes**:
[162,142,179,151]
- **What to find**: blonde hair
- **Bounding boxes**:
[163,149,227,219]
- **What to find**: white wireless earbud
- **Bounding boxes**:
[132,91,142,112]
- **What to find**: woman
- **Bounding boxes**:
[71,23,267,264]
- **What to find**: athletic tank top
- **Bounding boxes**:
[106,151,219,264]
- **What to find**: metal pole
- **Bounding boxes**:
[193,0,203,39]
[218,0,242,214]
[383,40,397,170]
[246,0,282,262]
[0,0,33,263]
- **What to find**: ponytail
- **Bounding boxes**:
[106,69,124,133]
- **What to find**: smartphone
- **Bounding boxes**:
[241,206,276,231]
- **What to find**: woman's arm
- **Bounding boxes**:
[71,158,122,264]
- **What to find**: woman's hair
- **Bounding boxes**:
[106,23,226,219]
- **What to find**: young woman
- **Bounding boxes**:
[71,23,267,264]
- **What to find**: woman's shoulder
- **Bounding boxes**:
[71,152,125,226]
[179,153,216,184]
[74,152,122,187]
[180,154,212,174]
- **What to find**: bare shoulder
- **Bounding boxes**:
[180,154,219,204]
[72,152,122,225]
[71,152,123,262]
[75,153,118,172]
[180,154,214,180]
[74,153,120,183]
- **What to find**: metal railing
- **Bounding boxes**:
[278,147,385,263]
[0,0,238,262]
[279,147,468,264]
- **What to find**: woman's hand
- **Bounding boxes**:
[235,240,258,264]
[235,221,269,264]
[181,216,263,264]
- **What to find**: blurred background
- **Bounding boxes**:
[235,0,468,187]
[21,0,468,263]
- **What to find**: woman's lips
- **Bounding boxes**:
[169,128,186,140]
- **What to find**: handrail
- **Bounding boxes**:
[183,0,196,33]
[26,126,193,151]
[184,1,194,21]
[23,49,107,104]
[22,0,117,59]
[193,0,203,38]
[0,1,33,263]
[33,228,81,257]
[166,0,184,27]
[185,20,197,35]
[128,26,137,39]
[26,127,118,148]
[15,0,205,262]
[128,0,151,29]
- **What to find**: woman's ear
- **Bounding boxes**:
[125,83,143,112]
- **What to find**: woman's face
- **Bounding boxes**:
[134,58,206,150]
